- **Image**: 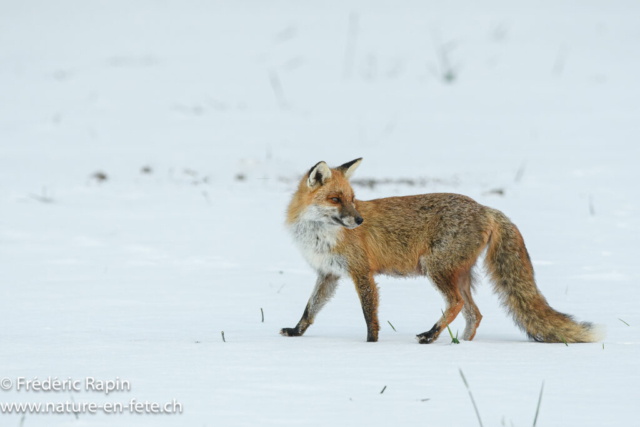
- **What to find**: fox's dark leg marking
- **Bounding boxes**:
[280,274,339,337]
[351,270,380,342]
[417,265,464,344]
[416,324,442,344]
[279,304,311,337]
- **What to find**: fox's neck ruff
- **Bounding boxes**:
[288,205,347,276]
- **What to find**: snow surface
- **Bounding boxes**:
[1,1,639,426]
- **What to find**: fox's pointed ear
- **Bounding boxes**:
[337,158,362,179]
[307,161,332,189]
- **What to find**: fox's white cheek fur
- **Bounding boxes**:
[288,205,348,276]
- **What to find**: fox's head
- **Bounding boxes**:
[289,158,364,229]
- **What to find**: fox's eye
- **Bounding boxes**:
[331,197,340,203]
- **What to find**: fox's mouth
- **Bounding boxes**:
[332,216,347,227]
[332,216,361,229]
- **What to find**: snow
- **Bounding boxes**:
[1,0,639,425]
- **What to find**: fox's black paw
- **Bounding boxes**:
[416,324,441,344]
[280,328,301,337]
[416,331,437,344]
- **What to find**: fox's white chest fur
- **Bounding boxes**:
[288,206,348,276]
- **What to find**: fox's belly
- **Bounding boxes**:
[377,266,424,278]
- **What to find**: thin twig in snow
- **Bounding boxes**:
[430,32,459,84]
[533,381,544,426]
[69,393,79,419]
[515,161,526,183]
[268,70,288,110]
[29,187,54,203]
[202,191,211,204]
[459,369,483,427]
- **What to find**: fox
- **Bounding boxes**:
[280,158,603,344]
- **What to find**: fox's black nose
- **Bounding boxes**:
[355,216,364,225]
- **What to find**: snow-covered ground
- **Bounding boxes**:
[1,1,639,425]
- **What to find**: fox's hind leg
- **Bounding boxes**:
[459,269,482,341]
[416,265,464,344]
[280,273,339,337]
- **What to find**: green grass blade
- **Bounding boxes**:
[442,309,460,344]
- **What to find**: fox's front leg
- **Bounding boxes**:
[351,270,380,342]
[280,273,339,337]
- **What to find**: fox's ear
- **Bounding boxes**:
[337,158,362,179]
[307,161,332,188]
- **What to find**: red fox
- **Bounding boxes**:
[280,158,602,344]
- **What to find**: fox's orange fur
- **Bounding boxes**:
[280,158,602,344]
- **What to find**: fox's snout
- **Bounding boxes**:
[334,211,363,229]
[335,200,363,229]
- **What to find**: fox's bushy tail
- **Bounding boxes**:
[484,210,603,343]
